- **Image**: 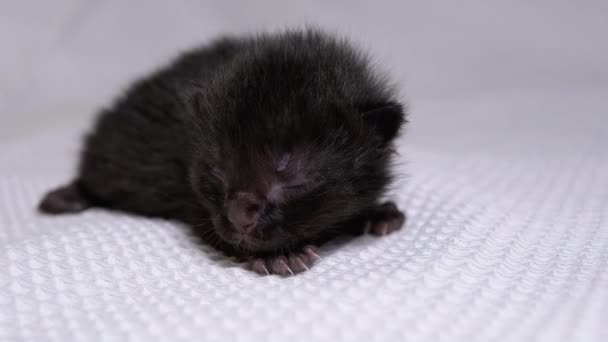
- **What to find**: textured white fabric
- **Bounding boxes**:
[1,89,607,342]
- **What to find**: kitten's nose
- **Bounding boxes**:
[226,192,265,233]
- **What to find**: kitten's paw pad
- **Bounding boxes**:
[365,201,405,236]
[248,245,320,276]
[39,182,91,214]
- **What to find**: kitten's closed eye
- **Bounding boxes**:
[266,182,308,203]
[283,184,306,191]
[276,153,291,172]
[281,183,312,201]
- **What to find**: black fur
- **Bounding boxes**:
[39,29,407,275]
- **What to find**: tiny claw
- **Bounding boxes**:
[279,259,294,276]
[363,221,372,234]
[298,259,309,271]
[380,223,388,236]
[304,246,321,261]
[249,258,271,276]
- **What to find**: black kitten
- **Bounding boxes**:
[39,29,407,276]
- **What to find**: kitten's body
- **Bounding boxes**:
[40,30,407,276]
[74,39,240,219]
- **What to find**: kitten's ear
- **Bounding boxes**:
[361,101,406,144]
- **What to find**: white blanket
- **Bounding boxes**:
[1,88,606,342]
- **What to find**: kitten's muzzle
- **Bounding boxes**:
[226,192,266,234]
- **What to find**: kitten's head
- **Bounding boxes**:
[187,30,406,253]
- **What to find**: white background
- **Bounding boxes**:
[1,0,607,139]
[1,2,607,341]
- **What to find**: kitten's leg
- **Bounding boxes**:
[38,181,92,214]
[248,245,320,276]
[362,201,406,236]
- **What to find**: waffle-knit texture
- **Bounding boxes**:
[1,90,607,342]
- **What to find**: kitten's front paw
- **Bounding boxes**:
[248,245,320,276]
[364,201,406,236]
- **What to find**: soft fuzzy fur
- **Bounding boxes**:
[39,29,407,276]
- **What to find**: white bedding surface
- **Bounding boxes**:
[1,88,607,342]
[2,1,608,340]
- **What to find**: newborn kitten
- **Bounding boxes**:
[39,29,407,276]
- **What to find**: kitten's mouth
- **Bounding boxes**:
[213,215,280,252]
[213,217,260,251]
